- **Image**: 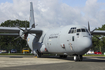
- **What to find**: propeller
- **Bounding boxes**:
[14,22,38,40]
[14,22,33,40]
[88,21,96,35]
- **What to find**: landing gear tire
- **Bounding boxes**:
[64,55,67,58]
[60,55,67,58]
[78,55,83,61]
[37,51,42,58]
[74,55,83,61]
[60,55,63,58]
[74,55,78,61]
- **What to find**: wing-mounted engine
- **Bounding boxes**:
[17,30,26,39]
[19,30,24,39]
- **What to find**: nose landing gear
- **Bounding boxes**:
[74,55,83,61]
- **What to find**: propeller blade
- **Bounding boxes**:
[18,27,24,31]
[25,21,27,31]
[28,27,33,31]
[88,21,90,32]
[95,36,100,40]
[14,33,24,40]
[14,36,21,40]
[91,28,96,34]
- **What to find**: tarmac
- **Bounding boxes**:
[0,55,105,70]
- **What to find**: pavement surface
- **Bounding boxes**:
[0,55,105,70]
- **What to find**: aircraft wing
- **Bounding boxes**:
[0,33,19,36]
[0,27,20,36]
[0,27,20,33]
[0,27,42,36]
[91,30,105,35]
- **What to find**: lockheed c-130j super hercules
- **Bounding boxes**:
[0,2,105,61]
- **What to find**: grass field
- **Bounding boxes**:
[83,54,105,56]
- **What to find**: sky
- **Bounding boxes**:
[0,0,105,30]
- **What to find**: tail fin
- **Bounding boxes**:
[30,2,35,28]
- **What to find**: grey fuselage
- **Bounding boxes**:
[27,25,92,56]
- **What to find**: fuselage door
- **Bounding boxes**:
[67,27,77,53]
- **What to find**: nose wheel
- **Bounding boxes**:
[74,55,83,61]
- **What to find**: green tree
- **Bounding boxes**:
[0,19,29,53]
[92,24,105,53]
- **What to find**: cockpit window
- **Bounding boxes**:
[71,29,74,33]
[77,28,87,33]
[81,29,86,32]
[74,29,76,33]
[68,27,76,34]
[69,27,89,34]
[77,29,81,32]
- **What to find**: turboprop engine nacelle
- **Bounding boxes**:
[19,30,25,39]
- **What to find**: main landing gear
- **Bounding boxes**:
[37,51,42,58]
[34,50,42,58]
[59,55,67,58]
[74,55,83,61]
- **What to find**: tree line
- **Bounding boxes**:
[0,20,29,53]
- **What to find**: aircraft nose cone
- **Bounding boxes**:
[83,37,92,49]
[75,37,92,55]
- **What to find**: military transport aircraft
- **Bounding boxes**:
[0,2,105,61]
